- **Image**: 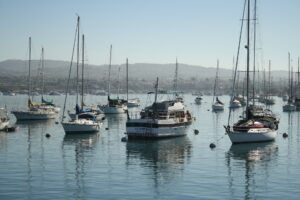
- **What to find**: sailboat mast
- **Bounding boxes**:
[117,67,120,99]
[297,57,299,85]
[76,16,80,106]
[108,45,112,99]
[28,37,31,99]
[41,47,45,99]
[246,0,250,114]
[81,34,84,109]
[252,0,257,105]
[126,58,129,102]
[173,58,178,97]
[154,77,159,104]
[269,60,271,101]
[212,59,219,103]
[288,52,291,98]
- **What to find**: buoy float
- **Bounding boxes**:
[45,133,51,138]
[121,137,127,142]
[105,127,109,130]
[283,132,288,138]
[55,121,59,124]
[209,143,216,149]
[194,129,199,135]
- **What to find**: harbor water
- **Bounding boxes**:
[0,94,300,199]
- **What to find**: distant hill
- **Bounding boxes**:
[0,59,235,80]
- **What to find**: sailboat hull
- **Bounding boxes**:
[0,120,9,130]
[126,119,191,138]
[12,110,57,120]
[228,128,276,144]
[283,104,296,112]
[212,103,224,111]
[62,120,101,133]
[100,105,127,114]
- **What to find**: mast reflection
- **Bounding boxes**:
[226,142,278,199]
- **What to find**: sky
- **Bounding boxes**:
[0,0,299,70]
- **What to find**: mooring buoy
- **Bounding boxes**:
[283,132,288,138]
[194,129,199,135]
[105,127,109,130]
[209,143,216,149]
[45,133,51,138]
[121,137,127,142]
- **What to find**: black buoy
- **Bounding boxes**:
[102,117,106,121]
[105,127,109,130]
[209,143,216,149]
[194,129,199,135]
[121,137,127,142]
[207,109,210,111]
[55,121,59,124]
[45,133,51,138]
[283,132,288,138]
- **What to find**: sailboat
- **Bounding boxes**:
[225,0,279,144]
[33,47,60,113]
[98,45,127,114]
[126,77,193,138]
[264,61,275,105]
[283,53,296,112]
[0,107,10,130]
[61,17,101,133]
[125,59,140,108]
[11,37,58,120]
[212,60,224,111]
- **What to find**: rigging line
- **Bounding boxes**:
[227,0,247,126]
[62,16,79,123]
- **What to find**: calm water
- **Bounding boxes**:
[1,94,300,199]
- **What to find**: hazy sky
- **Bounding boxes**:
[0,0,299,70]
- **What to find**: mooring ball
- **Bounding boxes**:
[194,129,199,134]
[209,143,216,149]
[105,127,109,130]
[45,133,51,138]
[283,133,288,138]
[55,121,59,124]
[102,117,106,121]
[207,109,210,111]
[121,137,127,142]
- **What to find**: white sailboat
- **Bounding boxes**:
[0,107,10,131]
[225,0,279,144]
[229,99,242,109]
[61,17,101,133]
[283,52,296,112]
[212,60,224,111]
[99,45,127,114]
[11,37,58,120]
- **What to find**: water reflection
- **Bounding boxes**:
[105,114,126,131]
[226,142,278,200]
[62,133,99,199]
[126,137,192,188]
